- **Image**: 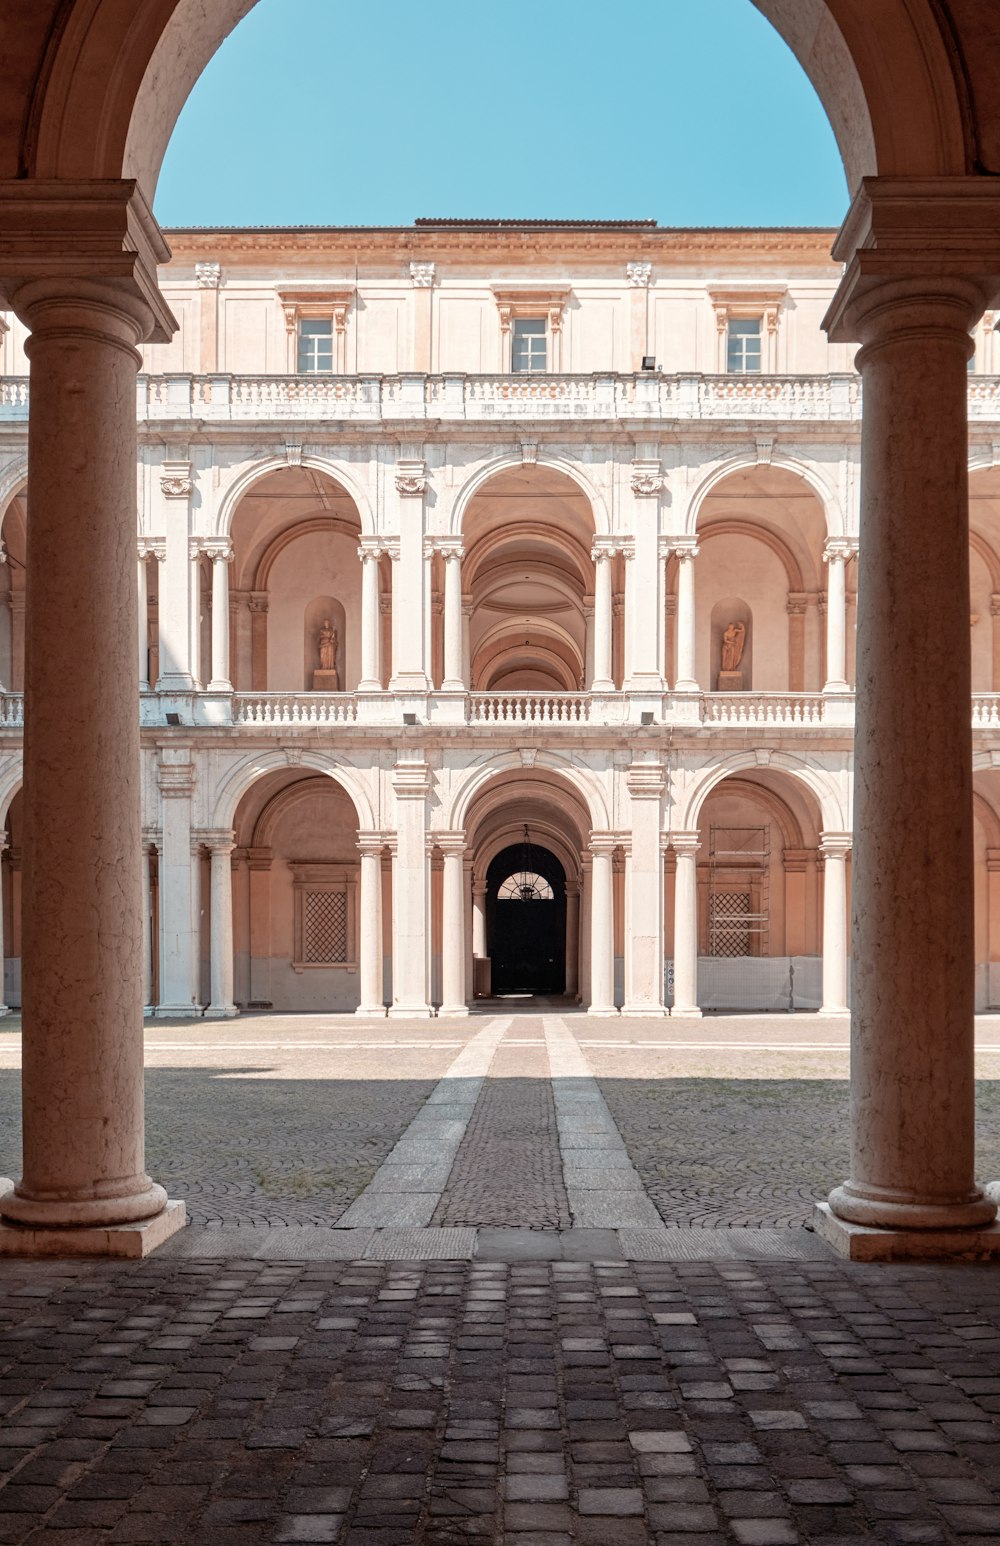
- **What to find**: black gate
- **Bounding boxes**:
[486,843,566,996]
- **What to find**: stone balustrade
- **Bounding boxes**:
[468,692,592,724]
[701,692,827,726]
[233,693,358,725]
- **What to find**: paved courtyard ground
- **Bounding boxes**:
[2,1011,1000,1542]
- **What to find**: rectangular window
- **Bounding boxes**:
[512,317,547,373]
[297,318,334,373]
[726,318,762,373]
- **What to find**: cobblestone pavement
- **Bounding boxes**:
[2,1012,1000,1230]
[433,1022,570,1230]
[5,1253,1000,1543]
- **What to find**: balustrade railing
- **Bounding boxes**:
[468,692,591,724]
[0,371,884,425]
[973,694,1000,726]
[0,695,22,727]
[702,692,826,726]
[234,693,358,725]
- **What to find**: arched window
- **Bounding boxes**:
[497,871,554,901]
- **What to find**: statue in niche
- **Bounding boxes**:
[721,621,746,674]
[313,618,340,691]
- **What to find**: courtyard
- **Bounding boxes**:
[2,1014,1000,1542]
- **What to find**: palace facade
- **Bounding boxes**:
[2,216,1000,1023]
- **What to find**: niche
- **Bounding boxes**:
[710,598,752,691]
[303,596,346,691]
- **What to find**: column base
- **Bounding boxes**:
[817,1006,849,1017]
[204,1005,238,1019]
[670,1006,702,1018]
[587,1006,619,1017]
[813,1201,1000,1261]
[154,1003,204,1018]
[438,1005,470,1017]
[621,1004,668,1018]
[207,679,233,694]
[355,1004,388,1017]
[388,1005,434,1019]
[827,1180,996,1231]
[0,1197,186,1259]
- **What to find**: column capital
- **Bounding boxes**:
[248,591,269,615]
[820,831,852,857]
[667,537,700,561]
[357,831,389,857]
[591,536,624,563]
[204,831,235,855]
[162,461,194,500]
[588,831,618,857]
[786,591,810,615]
[0,179,176,344]
[823,538,858,564]
[203,540,233,564]
[138,538,166,562]
[825,178,1000,344]
[429,536,465,561]
[435,831,467,857]
[670,831,701,857]
[358,537,388,562]
[392,758,431,797]
[157,762,195,798]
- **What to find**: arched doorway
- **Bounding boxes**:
[486,840,566,996]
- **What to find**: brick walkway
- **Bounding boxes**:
[3,1253,1000,1543]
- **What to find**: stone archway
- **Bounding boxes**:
[486,841,567,997]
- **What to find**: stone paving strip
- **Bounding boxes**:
[3,1253,1000,1544]
[333,1017,511,1229]
[433,1017,571,1228]
[544,1014,665,1231]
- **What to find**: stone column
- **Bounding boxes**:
[462,595,473,688]
[823,540,853,693]
[819,833,850,1016]
[627,463,665,688]
[141,840,154,1010]
[0,188,181,1244]
[157,467,196,691]
[8,592,24,692]
[623,759,667,1015]
[356,834,386,1016]
[565,883,580,997]
[439,834,469,1016]
[472,883,487,959]
[819,205,1000,1248]
[358,542,383,691]
[207,542,233,692]
[137,549,150,691]
[441,543,465,690]
[157,751,199,1016]
[787,593,808,692]
[206,835,236,1018]
[671,832,701,1016]
[389,756,432,1016]
[591,545,614,691]
[389,463,430,692]
[0,836,9,1017]
[588,834,617,1015]
[673,541,700,692]
[190,839,204,1008]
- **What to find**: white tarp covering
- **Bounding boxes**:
[666,956,824,1012]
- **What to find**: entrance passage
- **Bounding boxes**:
[486,843,566,996]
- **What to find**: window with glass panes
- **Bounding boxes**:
[512,317,547,373]
[297,318,334,373]
[726,317,762,373]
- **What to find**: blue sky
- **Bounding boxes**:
[154,0,849,230]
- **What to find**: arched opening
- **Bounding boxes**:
[463,467,595,693]
[463,765,593,1004]
[229,767,371,1012]
[229,466,365,692]
[486,840,566,996]
[685,465,834,692]
[969,469,1000,693]
[678,767,831,1011]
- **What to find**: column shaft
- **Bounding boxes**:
[671,838,701,1016]
[442,553,465,689]
[209,552,232,692]
[592,553,613,690]
[207,842,236,1017]
[137,553,149,691]
[141,845,153,1009]
[819,838,849,1015]
[0,286,167,1229]
[359,552,381,689]
[439,843,468,1016]
[588,842,616,1015]
[357,844,385,1015]
[565,886,580,997]
[825,552,848,691]
[674,550,699,691]
[829,281,994,1232]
